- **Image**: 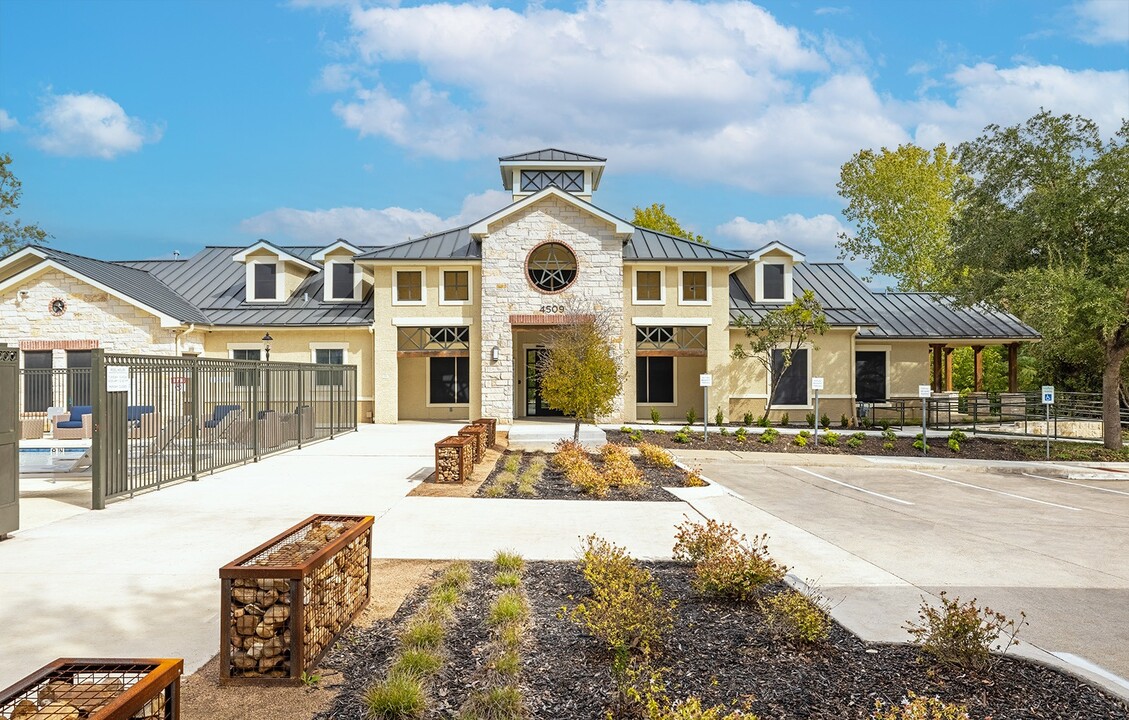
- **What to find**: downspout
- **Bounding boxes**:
[175,324,196,356]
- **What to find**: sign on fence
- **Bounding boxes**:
[106,366,131,393]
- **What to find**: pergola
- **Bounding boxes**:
[928,341,1024,393]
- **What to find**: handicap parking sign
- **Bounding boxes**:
[1041,385,1055,404]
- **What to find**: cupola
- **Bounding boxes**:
[498,148,606,202]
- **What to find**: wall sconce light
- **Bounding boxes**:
[491,346,500,362]
[16,290,29,305]
[262,332,273,362]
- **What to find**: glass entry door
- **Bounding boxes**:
[525,349,563,417]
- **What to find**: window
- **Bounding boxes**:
[520,169,584,193]
[762,264,785,300]
[636,326,675,348]
[315,347,345,386]
[442,270,469,303]
[636,356,674,404]
[253,263,277,300]
[635,270,662,302]
[395,270,423,303]
[429,356,469,405]
[232,348,261,387]
[527,243,577,293]
[23,350,52,412]
[856,351,887,402]
[771,349,808,406]
[681,270,708,303]
[331,263,355,300]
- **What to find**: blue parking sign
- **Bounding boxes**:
[1041,385,1055,404]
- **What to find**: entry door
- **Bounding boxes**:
[525,349,563,417]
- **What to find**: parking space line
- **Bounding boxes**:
[790,466,914,506]
[1021,472,1129,497]
[907,470,1082,511]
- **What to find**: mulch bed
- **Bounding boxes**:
[314,562,1129,720]
[474,450,688,502]
[608,428,1129,463]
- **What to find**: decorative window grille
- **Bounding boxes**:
[636,270,662,301]
[395,271,423,302]
[520,170,584,193]
[398,326,471,353]
[526,243,577,293]
[635,326,706,353]
[443,270,469,302]
[682,271,708,302]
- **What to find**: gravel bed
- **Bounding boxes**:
[475,450,686,502]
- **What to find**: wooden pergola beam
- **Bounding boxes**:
[972,345,985,392]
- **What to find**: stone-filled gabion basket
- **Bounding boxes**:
[0,658,182,719]
[458,424,487,463]
[472,418,497,449]
[219,514,374,684]
[435,435,474,483]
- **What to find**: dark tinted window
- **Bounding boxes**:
[430,357,469,404]
[763,264,785,300]
[23,351,52,412]
[66,350,92,405]
[636,356,674,404]
[233,348,260,387]
[771,349,807,406]
[254,263,276,299]
[856,351,887,402]
[331,263,354,299]
[316,348,345,386]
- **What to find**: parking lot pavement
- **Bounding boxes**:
[676,451,1129,690]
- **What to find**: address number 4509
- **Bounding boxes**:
[540,305,565,314]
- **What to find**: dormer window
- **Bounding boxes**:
[749,242,804,303]
[314,240,365,302]
[762,263,785,300]
[253,263,277,300]
[330,262,356,301]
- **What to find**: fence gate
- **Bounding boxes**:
[0,345,18,538]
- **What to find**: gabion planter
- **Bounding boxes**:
[472,418,497,449]
[458,424,487,463]
[0,658,182,720]
[435,435,474,483]
[219,514,374,684]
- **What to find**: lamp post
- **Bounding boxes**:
[262,332,273,411]
[262,332,273,362]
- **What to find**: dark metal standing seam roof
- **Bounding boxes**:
[624,228,748,261]
[355,226,479,261]
[499,149,607,162]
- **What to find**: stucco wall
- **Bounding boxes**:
[397,356,470,421]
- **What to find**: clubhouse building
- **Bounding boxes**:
[0,150,1039,426]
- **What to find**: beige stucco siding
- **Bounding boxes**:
[397,356,470,421]
[857,340,931,398]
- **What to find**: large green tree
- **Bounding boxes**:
[632,203,707,244]
[732,290,829,421]
[836,143,966,291]
[0,153,49,254]
[949,111,1129,448]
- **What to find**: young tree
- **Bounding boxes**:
[949,111,1129,449]
[732,290,829,422]
[0,153,50,254]
[836,143,967,291]
[632,202,708,244]
[538,308,626,442]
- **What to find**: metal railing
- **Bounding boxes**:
[17,367,92,416]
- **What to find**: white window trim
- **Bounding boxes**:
[439,266,473,306]
[633,317,711,327]
[324,260,362,302]
[636,356,678,407]
[678,268,711,306]
[309,342,349,364]
[226,343,265,358]
[246,260,285,303]
[755,261,793,303]
[425,355,470,407]
[768,343,813,409]
[393,268,427,306]
[632,267,666,305]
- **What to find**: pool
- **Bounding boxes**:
[18,444,91,474]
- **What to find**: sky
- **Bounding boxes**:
[0,0,1126,279]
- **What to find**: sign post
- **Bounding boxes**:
[811,377,824,447]
[918,384,932,455]
[700,374,712,440]
[1042,385,1055,460]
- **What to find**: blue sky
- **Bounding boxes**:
[1,0,1126,276]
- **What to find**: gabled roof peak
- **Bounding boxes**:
[499,149,606,163]
[231,240,320,272]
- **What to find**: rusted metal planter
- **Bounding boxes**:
[472,418,497,449]
[219,514,374,684]
[458,424,487,462]
[0,658,183,719]
[435,435,474,483]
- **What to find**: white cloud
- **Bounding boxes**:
[1074,0,1129,44]
[31,92,162,159]
[239,190,511,245]
[716,213,846,254]
[0,109,18,131]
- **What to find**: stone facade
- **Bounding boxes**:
[478,196,626,423]
[0,268,182,359]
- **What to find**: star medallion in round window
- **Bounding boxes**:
[526,242,577,293]
[49,298,67,316]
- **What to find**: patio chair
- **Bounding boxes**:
[202,407,243,442]
[52,406,92,440]
[146,417,193,456]
[126,405,159,439]
[203,404,242,429]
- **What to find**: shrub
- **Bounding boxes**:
[494,571,521,588]
[459,685,525,720]
[846,432,866,449]
[638,442,675,468]
[402,619,445,650]
[805,412,816,428]
[673,519,786,600]
[491,649,521,677]
[684,467,707,487]
[672,517,741,564]
[820,413,831,429]
[437,562,472,591]
[686,408,699,425]
[756,415,771,428]
[904,592,1025,672]
[569,535,675,656]
[793,434,809,448]
[648,696,749,720]
[821,430,840,446]
[629,429,644,442]
[569,457,610,497]
[488,590,529,627]
[779,412,789,427]
[840,413,849,428]
[759,589,831,644]
[883,441,895,450]
[871,692,970,720]
[651,407,662,424]
[715,407,724,426]
[429,585,459,609]
[861,416,873,429]
[719,426,730,436]
[949,429,968,443]
[672,429,691,444]
[621,425,633,433]
[602,443,646,492]
[502,454,520,473]
[742,412,754,426]
[654,428,667,435]
[552,439,589,471]
[494,550,524,574]
[948,438,961,453]
[912,439,925,451]
[882,428,897,442]
[879,418,892,431]
[363,673,427,719]
[390,648,444,679]
[759,427,779,444]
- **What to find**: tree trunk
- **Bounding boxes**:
[1102,343,1128,449]
[573,416,582,443]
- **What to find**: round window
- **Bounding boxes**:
[49,298,67,316]
[526,242,577,293]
